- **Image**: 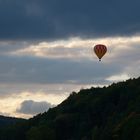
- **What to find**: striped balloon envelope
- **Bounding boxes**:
[94,44,107,61]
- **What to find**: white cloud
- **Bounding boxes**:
[16,100,54,115]
[9,38,92,60]
[0,35,140,118]
[7,36,140,63]
[106,74,130,82]
[0,90,68,118]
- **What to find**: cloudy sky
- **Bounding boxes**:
[0,0,140,118]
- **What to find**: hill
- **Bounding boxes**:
[0,77,140,140]
[0,115,25,128]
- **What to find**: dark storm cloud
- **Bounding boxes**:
[16,100,54,115]
[0,0,140,40]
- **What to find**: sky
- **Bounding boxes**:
[0,0,140,118]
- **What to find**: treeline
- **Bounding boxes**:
[0,77,140,140]
[0,115,25,128]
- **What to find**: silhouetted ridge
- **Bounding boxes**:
[0,77,140,140]
[0,115,25,128]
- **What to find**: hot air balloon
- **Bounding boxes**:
[94,44,107,61]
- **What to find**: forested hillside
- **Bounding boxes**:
[0,77,140,140]
[0,115,25,128]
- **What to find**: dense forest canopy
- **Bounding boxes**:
[0,77,140,140]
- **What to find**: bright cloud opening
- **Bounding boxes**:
[0,35,140,118]
[106,74,130,82]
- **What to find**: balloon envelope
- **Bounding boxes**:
[94,44,107,61]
